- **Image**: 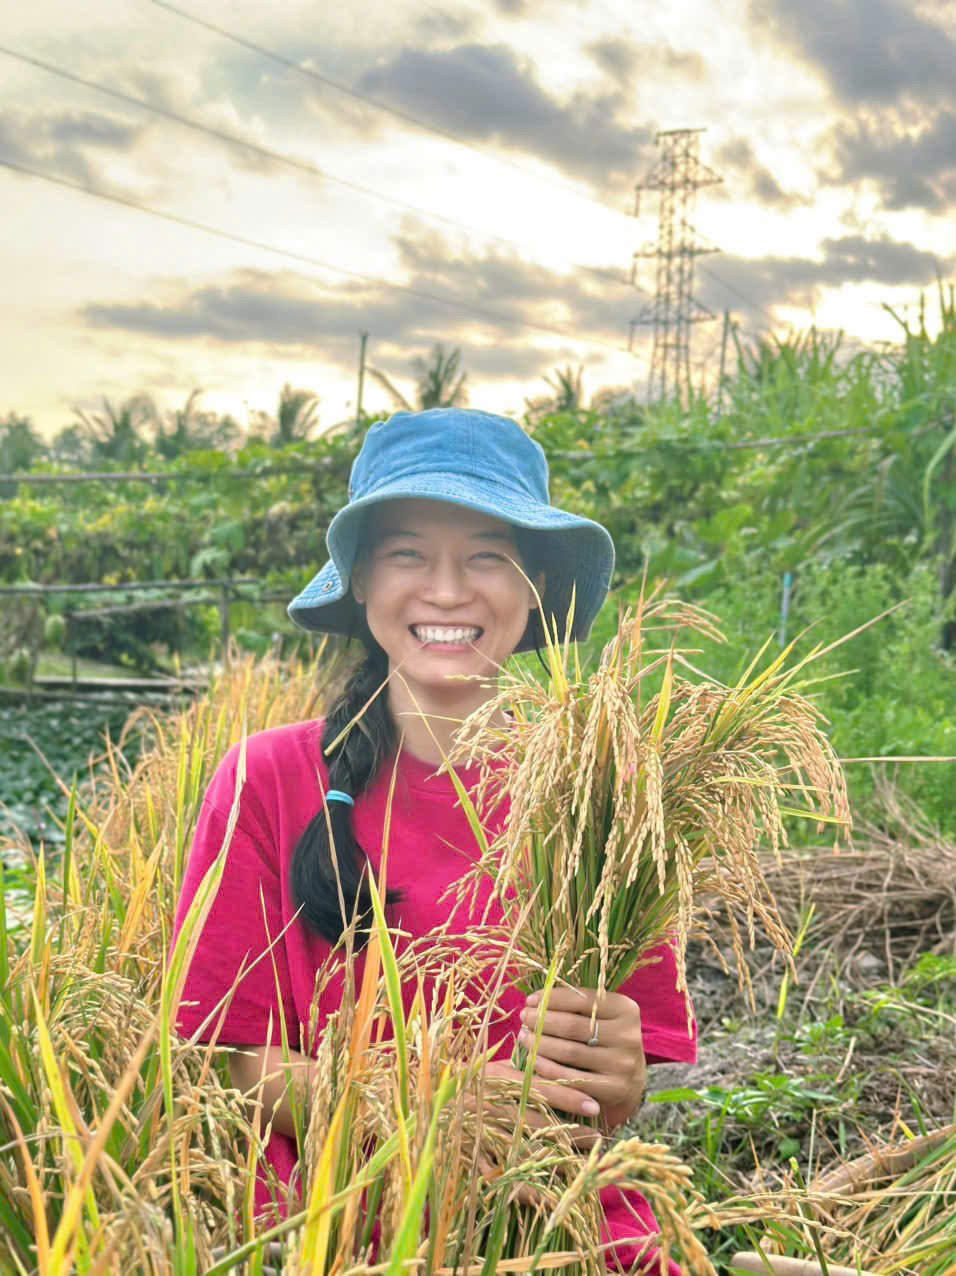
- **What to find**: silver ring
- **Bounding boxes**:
[586,1023,600,1047]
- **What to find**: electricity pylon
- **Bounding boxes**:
[629,128,721,404]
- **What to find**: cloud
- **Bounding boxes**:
[749,0,956,106]
[412,9,479,41]
[80,225,633,385]
[354,43,653,195]
[80,218,950,388]
[825,109,956,211]
[717,137,809,208]
[47,113,141,149]
[0,108,144,188]
[586,37,707,85]
[696,233,947,320]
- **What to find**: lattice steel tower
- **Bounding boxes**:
[629,128,721,403]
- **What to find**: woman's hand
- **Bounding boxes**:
[517,986,647,1134]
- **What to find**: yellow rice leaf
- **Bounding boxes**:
[562,580,577,671]
[0,1094,51,1272]
[30,846,48,1006]
[348,929,382,1077]
[732,631,776,690]
[651,649,674,746]
[367,868,409,1116]
[30,983,100,1267]
[412,975,432,1108]
[49,1022,157,1272]
[117,837,165,957]
[777,806,850,825]
[393,1072,413,1191]
[300,1092,348,1272]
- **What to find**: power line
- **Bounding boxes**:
[142,0,637,228]
[0,43,634,295]
[0,156,633,355]
[698,263,776,329]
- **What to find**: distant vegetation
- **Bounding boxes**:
[1,288,954,829]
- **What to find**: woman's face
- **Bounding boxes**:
[350,498,543,696]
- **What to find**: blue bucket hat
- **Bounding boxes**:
[287,407,615,654]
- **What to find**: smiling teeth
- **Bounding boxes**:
[412,625,481,644]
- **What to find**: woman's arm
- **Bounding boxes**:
[228,1043,316,1140]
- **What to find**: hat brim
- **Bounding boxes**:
[287,472,615,655]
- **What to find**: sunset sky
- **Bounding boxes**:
[3,0,955,440]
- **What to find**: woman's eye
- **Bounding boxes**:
[388,549,505,561]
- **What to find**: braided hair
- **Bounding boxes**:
[290,524,548,949]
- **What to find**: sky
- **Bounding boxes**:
[3,0,956,440]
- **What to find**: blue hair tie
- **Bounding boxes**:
[325,789,354,807]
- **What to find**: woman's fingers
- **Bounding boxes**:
[484,1060,600,1120]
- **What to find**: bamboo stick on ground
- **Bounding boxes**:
[729,1255,880,1276]
[813,1123,956,1196]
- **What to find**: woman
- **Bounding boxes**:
[171,407,697,1273]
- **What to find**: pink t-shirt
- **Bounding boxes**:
[171,718,697,1273]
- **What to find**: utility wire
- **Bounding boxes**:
[138,5,782,347]
[0,155,635,355]
[0,43,635,294]
[142,0,638,227]
[698,263,777,330]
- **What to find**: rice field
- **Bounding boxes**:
[0,594,953,1274]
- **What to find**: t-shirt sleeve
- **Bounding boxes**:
[613,940,697,1066]
[170,741,299,1051]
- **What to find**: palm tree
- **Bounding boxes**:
[154,390,241,459]
[368,344,469,414]
[49,424,93,467]
[0,414,47,472]
[0,415,48,498]
[544,364,585,411]
[524,364,586,423]
[413,343,468,409]
[268,383,320,447]
[72,395,155,465]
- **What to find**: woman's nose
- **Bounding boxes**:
[419,556,473,601]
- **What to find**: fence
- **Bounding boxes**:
[0,576,295,704]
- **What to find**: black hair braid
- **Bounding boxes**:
[290,641,404,949]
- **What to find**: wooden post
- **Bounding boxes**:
[716,309,730,419]
[356,330,368,429]
[219,584,231,665]
[939,421,954,650]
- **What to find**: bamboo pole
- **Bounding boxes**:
[729,1254,879,1276]
[813,1123,956,1196]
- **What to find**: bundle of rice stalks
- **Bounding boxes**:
[447,578,852,1015]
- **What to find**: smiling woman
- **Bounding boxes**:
[349,498,546,761]
[170,408,694,1274]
